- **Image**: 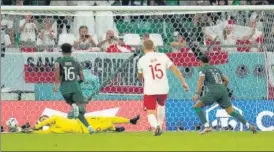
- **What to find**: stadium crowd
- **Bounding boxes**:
[1,0,274,53]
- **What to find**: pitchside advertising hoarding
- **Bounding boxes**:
[1,51,271,100]
[1,100,273,132]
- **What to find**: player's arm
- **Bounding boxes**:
[53,62,61,92]
[34,116,57,130]
[137,60,143,81]
[169,65,186,84]
[196,72,206,95]
[166,54,189,91]
[222,74,229,86]
[192,71,205,101]
[78,62,85,83]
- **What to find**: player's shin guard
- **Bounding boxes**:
[147,114,158,129]
[193,107,209,127]
[230,111,248,127]
[157,105,165,129]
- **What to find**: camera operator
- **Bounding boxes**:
[74,26,97,51]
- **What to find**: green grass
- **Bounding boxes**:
[2,132,274,151]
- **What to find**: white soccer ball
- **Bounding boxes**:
[6,118,18,129]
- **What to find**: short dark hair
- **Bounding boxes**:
[199,55,210,63]
[79,25,88,33]
[61,43,72,53]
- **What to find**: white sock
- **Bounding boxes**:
[204,122,210,128]
[147,114,158,129]
[246,122,250,128]
[157,105,165,129]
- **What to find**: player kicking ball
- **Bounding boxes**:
[137,40,189,136]
[30,115,140,134]
[192,55,257,134]
[53,43,94,134]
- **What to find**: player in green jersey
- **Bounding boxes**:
[53,43,94,134]
[192,55,257,134]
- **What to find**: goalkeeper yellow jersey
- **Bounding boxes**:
[34,115,88,134]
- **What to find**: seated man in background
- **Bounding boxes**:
[31,114,140,134]
[19,15,38,47]
[97,29,130,53]
[36,18,57,52]
[170,32,187,52]
[74,26,97,51]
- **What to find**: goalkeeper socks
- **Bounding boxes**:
[230,111,247,126]
[157,105,165,129]
[194,107,208,125]
[147,114,158,129]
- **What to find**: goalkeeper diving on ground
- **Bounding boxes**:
[21,115,140,134]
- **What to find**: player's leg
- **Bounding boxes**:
[193,94,215,134]
[106,115,140,125]
[220,97,257,134]
[88,117,117,132]
[144,95,161,136]
[73,91,94,134]
[62,93,79,118]
[156,94,168,130]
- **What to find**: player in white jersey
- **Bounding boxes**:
[137,40,189,136]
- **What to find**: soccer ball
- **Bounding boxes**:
[6,118,18,129]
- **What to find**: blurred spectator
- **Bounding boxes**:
[97,29,125,52]
[171,32,187,49]
[74,26,97,51]
[50,0,74,35]
[21,0,50,5]
[121,0,136,5]
[147,0,166,5]
[143,33,150,41]
[1,15,14,47]
[209,0,228,5]
[204,20,236,52]
[95,1,119,41]
[50,0,74,6]
[219,22,237,52]
[179,0,198,5]
[1,16,12,57]
[58,24,76,46]
[1,0,16,5]
[19,15,38,46]
[36,18,57,51]
[248,12,264,32]
[72,1,96,38]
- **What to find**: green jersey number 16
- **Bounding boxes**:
[212,72,223,84]
[63,67,75,81]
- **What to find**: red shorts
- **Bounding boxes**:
[143,94,168,110]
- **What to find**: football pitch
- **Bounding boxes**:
[2,131,274,151]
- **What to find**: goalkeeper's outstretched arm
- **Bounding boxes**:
[34,115,57,130]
